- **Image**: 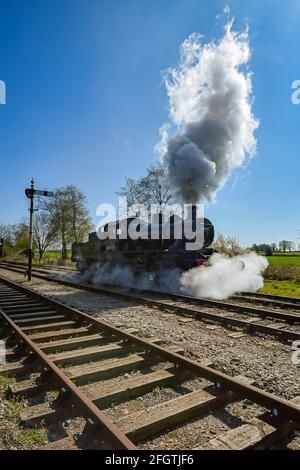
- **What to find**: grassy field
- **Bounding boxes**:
[39,250,72,260]
[260,280,300,298]
[33,250,73,267]
[5,249,74,267]
[272,251,300,256]
[267,256,300,266]
[261,253,300,297]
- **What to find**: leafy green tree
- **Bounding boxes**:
[251,243,272,255]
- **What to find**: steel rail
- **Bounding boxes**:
[150,290,300,323]
[0,311,136,450]
[230,294,300,311]
[1,274,300,424]
[239,291,300,304]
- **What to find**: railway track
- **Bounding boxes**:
[0,261,300,344]
[3,260,300,306]
[232,293,300,310]
[2,260,300,310]
[0,274,300,450]
[3,260,300,307]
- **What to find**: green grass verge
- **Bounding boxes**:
[0,373,48,449]
[259,280,300,298]
[41,250,72,259]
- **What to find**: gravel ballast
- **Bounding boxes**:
[0,268,299,450]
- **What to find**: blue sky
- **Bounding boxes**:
[0,0,300,247]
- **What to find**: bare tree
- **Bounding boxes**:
[43,188,70,259]
[279,240,294,252]
[279,240,288,252]
[0,224,13,246]
[44,185,92,259]
[271,243,277,253]
[67,185,93,244]
[33,212,57,260]
[119,162,175,217]
[0,224,12,256]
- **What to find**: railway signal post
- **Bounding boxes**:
[25,178,54,281]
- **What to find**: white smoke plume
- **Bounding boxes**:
[90,264,182,293]
[62,16,265,302]
[59,263,182,294]
[181,252,268,300]
[61,254,267,301]
[160,19,259,203]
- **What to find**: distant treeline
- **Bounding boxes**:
[252,241,299,256]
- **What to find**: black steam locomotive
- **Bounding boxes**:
[72,211,215,274]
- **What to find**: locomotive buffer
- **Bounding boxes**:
[25,178,54,281]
